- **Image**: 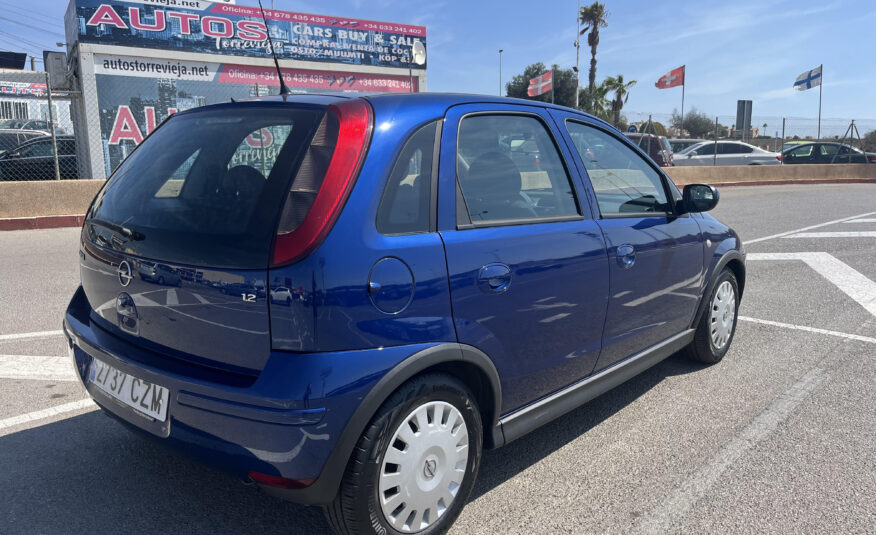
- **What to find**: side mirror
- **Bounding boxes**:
[687,151,696,157]
[680,184,719,213]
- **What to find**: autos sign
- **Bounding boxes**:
[67,0,427,69]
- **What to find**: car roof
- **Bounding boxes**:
[180,92,606,126]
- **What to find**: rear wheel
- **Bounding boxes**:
[324,373,482,535]
[686,268,739,364]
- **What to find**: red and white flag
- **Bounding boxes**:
[527,71,553,97]
[655,66,684,89]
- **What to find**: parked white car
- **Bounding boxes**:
[675,141,781,166]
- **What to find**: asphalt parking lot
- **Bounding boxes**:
[1,183,874,534]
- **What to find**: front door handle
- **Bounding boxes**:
[616,244,636,269]
[477,263,512,293]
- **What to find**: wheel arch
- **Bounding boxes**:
[692,250,745,329]
[286,343,503,505]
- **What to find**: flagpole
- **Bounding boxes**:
[551,67,555,104]
[817,64,822,140]
[680,65,685,138]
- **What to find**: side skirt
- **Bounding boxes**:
[497,329,695,445]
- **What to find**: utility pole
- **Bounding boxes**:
[575,0,581,109]
[498,49,503,96]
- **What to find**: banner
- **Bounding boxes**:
[69,0,427,69]
[0,81,48,97]
[92,55,417,174]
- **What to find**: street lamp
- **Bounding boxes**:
[498,49,503,96]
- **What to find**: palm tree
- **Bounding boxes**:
[603,75,637,126]
[579,2,608,113]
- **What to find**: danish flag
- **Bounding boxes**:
[527,71,553,97]
[655,66,685,89]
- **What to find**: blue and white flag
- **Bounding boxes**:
[794,66,822,91]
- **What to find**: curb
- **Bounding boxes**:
[703,178,876,188]
[0,215,86,231]
[1,179,875,231]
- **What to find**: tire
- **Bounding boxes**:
[324,373,483,535]
[158,276,165,285]
[686,268,739,364]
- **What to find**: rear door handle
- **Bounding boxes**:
[616,244,636,268]
[477,263,512,293]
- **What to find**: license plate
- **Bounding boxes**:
[89,357,169,422]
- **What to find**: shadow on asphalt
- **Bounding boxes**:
[469,351,706,502]
[0,353,704,534]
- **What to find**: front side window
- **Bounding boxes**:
[456,114,578,224]
[565,120,671,216]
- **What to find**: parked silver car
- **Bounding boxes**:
[675,141,781,166]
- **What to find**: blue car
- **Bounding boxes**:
[64,93,744,534]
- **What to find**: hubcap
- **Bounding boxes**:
[378,401,469,533]
[710,281,736,350]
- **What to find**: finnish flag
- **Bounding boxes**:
[794,66,822,91]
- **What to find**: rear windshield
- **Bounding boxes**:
[86,105,322,269]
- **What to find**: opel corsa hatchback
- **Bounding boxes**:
[65,94,745,534]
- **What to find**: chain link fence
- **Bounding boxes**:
[0,70,80,181]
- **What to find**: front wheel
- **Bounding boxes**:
[686,268,739,364]
[324,373,482,535]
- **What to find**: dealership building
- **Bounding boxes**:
[62,0,427,179]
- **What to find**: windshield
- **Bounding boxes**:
[0,119,26,129]
[86,105,323,269]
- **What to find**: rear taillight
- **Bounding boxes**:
[776,154,782,161]
[271,99,372,267]
[869,155,876,163]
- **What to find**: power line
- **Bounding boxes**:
[0,16,66,38]
[0,1,61,26]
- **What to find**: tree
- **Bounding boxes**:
[671,107,715,138]
[579,2,608,114]
[506,63,581,109]
[602,74,636,127]
[863,129,876,152]
[639,120,667,136]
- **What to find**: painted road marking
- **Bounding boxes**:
[166,289,179,306]
[739,316,876,344]
[632,368,825,534]
[784,231,876,238]
[745,210,876,244]
[192,293,211,304]
[843,218,876,224]
[0,399,96,436]
[747,252,876,318]
[0,355,77,382]
[0,330,64,342]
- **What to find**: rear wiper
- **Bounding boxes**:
[88,218,146,241]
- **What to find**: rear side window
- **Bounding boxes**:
[565,120,670,216]
[87,106,322,269]
[377,121,438,235]
[456,114,579,224]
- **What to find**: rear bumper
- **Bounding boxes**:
[64,286,433,504]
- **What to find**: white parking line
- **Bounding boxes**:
[632,368,826,534]
[784,231,876,238]
[192,293,211,304]
[0,330,64,342]
[166,289,179,306]
[738,316,876,344]
[843,218,876,224]
[0,399,96,436]
[745,211,876,244]
[0,355,78,381]
[747,252,876,318]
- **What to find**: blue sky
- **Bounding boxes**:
[3,0,873,133]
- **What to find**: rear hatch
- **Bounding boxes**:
[80,102,327,375]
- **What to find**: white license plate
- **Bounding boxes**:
[89,357,169,422]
